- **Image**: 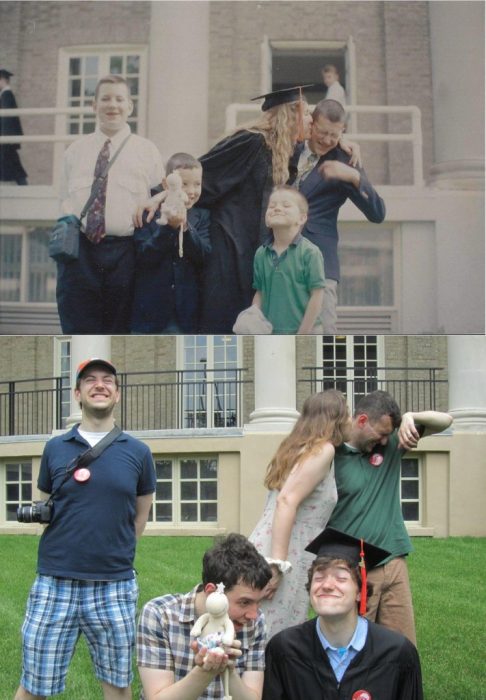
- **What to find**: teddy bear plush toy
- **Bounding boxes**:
[156,171,188,257]
[190,583,235,699]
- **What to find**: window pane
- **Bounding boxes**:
[156,482,172,500]
[127,55,140,74]
[7,484,19,501]
[181,503,197,521]
[6,464,19,481]
[402,502,418,520]
[401,459,418,478]
[84,78,97,99]
[0,234,21,301]
[181,482,197,500]
[21,463,32,480]
[110,56,123,74]
[6,504,18,521]
[85,56,99,75]
[28,229,57,303]
[156,460,172,479]
[69,58,81,75]
[181,460,197,479]
[155,503,172,522]
[201,503,217,521]
[201,459,217,478]
[339,228,393,306]
[70,79,81,98]
[21,483,32,501]
[200,482,217,500]
[401,481,418,499]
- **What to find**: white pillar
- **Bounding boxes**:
[428,1,485,189]
[447,336,486,431]
[66,335,112,427]
[245,336,299,433]
[148,1,210,160]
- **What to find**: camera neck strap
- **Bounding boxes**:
[46,424,122,505]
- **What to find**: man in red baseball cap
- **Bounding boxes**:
[15,358,156,700]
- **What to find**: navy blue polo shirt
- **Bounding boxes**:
[37,425,156,580]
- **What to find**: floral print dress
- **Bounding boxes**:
[249,463,337,640]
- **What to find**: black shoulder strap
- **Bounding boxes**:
[75,424,122,470]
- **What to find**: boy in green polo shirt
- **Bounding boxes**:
[252,186,325,334]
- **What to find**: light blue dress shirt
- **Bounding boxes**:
[316,615,368,682]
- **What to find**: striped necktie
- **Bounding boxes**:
[85,138,111,244]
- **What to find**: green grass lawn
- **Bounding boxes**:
[1,535,485,699]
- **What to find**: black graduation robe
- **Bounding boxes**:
[0,87,27,182]
[263,619,423,700]
[198,130,273,333]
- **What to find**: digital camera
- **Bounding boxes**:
[16,500,52,524]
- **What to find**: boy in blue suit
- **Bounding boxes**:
[291,99,386,332]
[131,153,211,333]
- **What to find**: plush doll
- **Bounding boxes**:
[156,171,188,257]
[190,582,235,700]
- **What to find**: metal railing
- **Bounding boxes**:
[0,368,248,437]
[300,366,446,413]
[226,102,424,186]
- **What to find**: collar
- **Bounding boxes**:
[95,122,131,147]
[179,585,201,624]
[0,85,12,96]
[61,423,126,443]
[263,231,303,249]
[316,615,368,653]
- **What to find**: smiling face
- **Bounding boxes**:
[265,188,307,231]
[174,166,202,209]
[93,82,133,136]
[309,561,360,621]
[308,114,344,157]
[74,366,120,417]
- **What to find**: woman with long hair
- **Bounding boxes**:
[249,389,350,639]
[197,88,313,332]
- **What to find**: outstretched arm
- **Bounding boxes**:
[398,411,453,450]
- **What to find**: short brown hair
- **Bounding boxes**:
[269,185,309,216]
[166,152,202,175]
[95,75,130,100]
[312,98,346,124]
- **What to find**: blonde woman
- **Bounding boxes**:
[197,86,313,333]
[249,389,350,640]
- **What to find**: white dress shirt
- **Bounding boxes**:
[60,124,164,237]
[326,81,346,107]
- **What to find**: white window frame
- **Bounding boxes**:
[0,224,57,308]
[150,455,219,528]
[53,44,149,185]
[176,336,242,429]
[261,36,357,131]
[53,337,72,428]
[1,459,33,526]
[315,335,385,411]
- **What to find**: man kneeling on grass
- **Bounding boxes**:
[263,528,424,700]
[137,533,272,700]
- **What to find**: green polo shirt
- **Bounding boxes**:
[253,234,325,334]
[328,431,412,564]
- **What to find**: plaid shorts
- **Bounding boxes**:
[20,574,138,695]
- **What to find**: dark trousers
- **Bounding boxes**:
[56,233,135,333]
[0,145,28,183]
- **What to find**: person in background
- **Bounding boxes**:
[321,63,346,107]
[249,390,350,639]
[328,390,453,644]
[0,68,28,185]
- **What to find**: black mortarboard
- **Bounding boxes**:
[251,84,314,111]
[305,527,389,570]
[306,527,390,616]
[0,69,14,79]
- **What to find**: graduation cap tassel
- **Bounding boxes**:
[359,538,367,616]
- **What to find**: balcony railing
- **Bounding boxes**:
[0,369,248,437]
[0,366,446,438]
[300,366,446,413]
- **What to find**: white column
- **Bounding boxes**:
[148,2,210,160]
[245,336,299,433]
[447,336,486,431]
[66,335,112,427]
[428,2,485,189]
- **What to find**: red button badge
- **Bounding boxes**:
[369,453,384,467]
[74,468,91,482]
[352,691,372,700]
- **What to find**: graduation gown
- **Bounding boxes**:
[263,619,423,700]
[0,87,27,182]
[198,130,273,333]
